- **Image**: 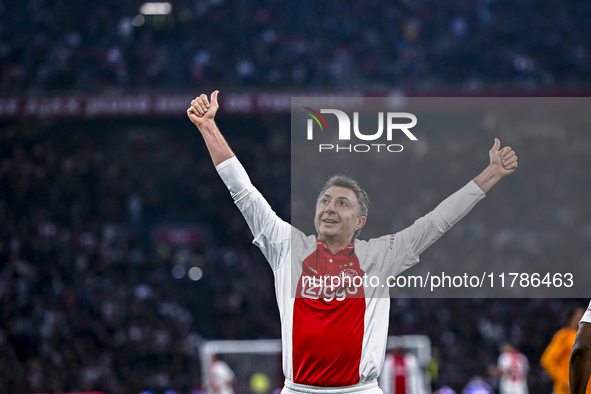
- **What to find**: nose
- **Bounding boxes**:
[325,200,336,213]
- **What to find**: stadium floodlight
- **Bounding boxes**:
[188,266,203,281]
[139,2,173,15]
[132,14,145,27]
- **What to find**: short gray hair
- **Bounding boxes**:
[317,174,370,241]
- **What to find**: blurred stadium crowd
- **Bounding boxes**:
[1,0,591,92]
[2,0,591,393]
[0,117,286,393]
[1,114,590,393]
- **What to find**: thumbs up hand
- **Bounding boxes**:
[489,138,518,179]
[188,90,220,129]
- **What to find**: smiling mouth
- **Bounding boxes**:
[322,219,339,224]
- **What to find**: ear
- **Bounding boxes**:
[355,216,367,231]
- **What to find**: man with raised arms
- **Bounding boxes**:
[188,91,518,394]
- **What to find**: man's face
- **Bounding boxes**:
[315,186,366,245]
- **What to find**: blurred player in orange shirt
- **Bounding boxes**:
[541,305,589,394]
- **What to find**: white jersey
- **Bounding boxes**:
[216,157,485,392]
[379,353,422,394]
[497,351,528,394]
[208,360,235,394]
[581,300,591,324]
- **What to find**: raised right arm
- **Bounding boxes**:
[188,92,290,270]
[187,91,234,166]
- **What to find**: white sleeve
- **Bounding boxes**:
[355,181,485,277]
[580,300,591,324]
[396,180,485,269]
[216,157,291,270]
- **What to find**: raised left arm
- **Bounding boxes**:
[395,138,517,267]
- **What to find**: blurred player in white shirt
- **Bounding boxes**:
[188,92,518,394]
[379,346,423,394]
[491,344,528,394]
[209,354,235,394]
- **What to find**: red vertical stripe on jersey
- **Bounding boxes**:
[393,354,408,394]
[293,297,365,386]
[292,242,365,387]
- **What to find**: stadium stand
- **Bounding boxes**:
[1,0,591,92]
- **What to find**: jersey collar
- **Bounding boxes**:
[316,239,355,256]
